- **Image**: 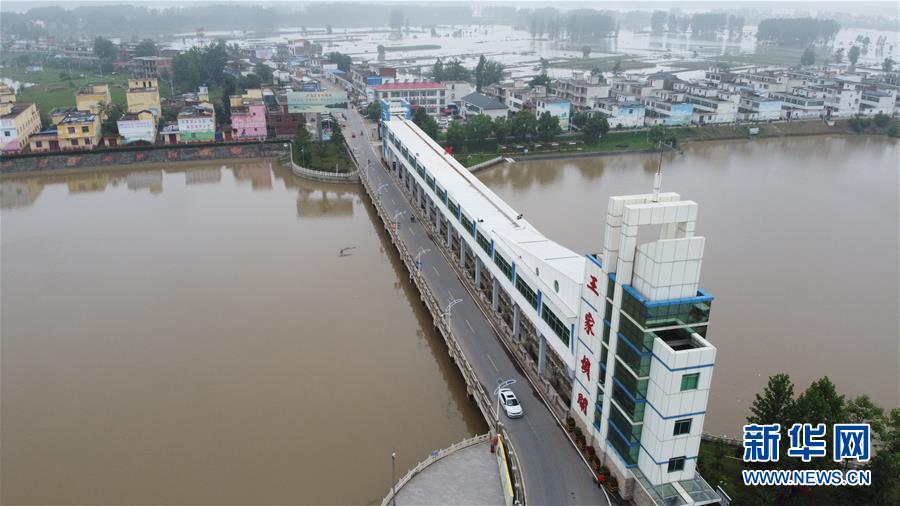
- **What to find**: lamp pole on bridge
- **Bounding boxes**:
[415,247,430,271]
[391,451,396,506]
[444,298,462,322]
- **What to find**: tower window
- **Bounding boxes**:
[681,373,700,391]
[667,456,686,472]
[673,418,692,436]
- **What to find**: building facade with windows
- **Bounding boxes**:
[177,104,216,143]
[117,111,157,144]
[371,82,447,117]
[126,78,161,118]
[379,117,719,505]
[0,101,41,153]
[593,99,645,129]
[75,84,112,118]
[56,110,101,150]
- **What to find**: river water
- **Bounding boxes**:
[477,134,900,436]
[0,160,485,505]
[2,136,897,502]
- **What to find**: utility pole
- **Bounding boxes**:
[391,451,397,506]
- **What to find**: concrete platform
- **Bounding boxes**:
[391,440,504,506]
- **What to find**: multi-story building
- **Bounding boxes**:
[772,89,826,120]
[535,97,571,131]
[130,56,173,79]
[230,93,268,140]
[0,101,41,153]
[642,98,693,126]
[349,63,397,98]
[554,73,610,110]
[177,104,216,143]
[28,129,60,153]
[819,81,861,118]
[738,94,784,122]
[684,94,738,125]
[56,110,101,150]
[264,92,305,138]
[0,83,15,104]
[380,116,719,505]
[75,84,112,117]
[593,99,646,129]
[442,80,473,105]
[460,92,508,120]
[116,111,157,144]
[859,89,895,116]
[126,78,161,117]
[371,82,447,117]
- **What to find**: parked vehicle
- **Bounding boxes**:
[499,388,523,418]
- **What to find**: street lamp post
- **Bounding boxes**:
[391,451,397,506]
[444,298,462,321]
[416,247,430,271]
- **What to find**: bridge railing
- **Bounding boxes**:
[358,163,525,505]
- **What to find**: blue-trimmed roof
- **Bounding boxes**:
[622,283,714,308]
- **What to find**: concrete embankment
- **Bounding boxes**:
[0,141,289,174]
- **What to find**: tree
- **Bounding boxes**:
[239,74,262,90]
[412,106,428,127]
[465,114,494,149]
[492,116,509,143]
[431,58,444,80]
[510,109,537,142]
[581,113,609,144]
[834,47,845,63]
[377,45,386,61]
[446,121,465,151]
[536,111,561,141]
[134,38,158,57]
[220,75,236,125]
[800,46,816,66]
[883,57,896,72]
[254,62,273,84]
[748,373,796,429]
[582,45,591,59]
[93,36,117,60]
[326,24,332,35]
[529,72,551,89]
[475,54,486,91]
[481,58,505,89]
[366,101,382,120]
[848,45,861,67]
[326,52,352,72]
[99,102,124,136]
[854,408,900,505]
[793,377,845,430]
[845,395,886,437]
[872,112,891,128]
[612,60,622,74]
[648,125,676,147]
[330,120,344,146]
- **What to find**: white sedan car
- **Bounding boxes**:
[499,388,523,418]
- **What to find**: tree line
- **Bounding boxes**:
[756,17,841,46]
[650,11,745,37]
[716,373,900,505]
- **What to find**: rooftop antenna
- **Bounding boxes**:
[651,140,663,202]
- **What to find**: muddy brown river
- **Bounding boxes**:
[2,134,897,503]
[1,161,485,505]
[477,134,900,437]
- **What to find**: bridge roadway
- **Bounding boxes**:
[343,106,610,506]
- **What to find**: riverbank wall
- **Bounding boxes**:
[0,141,289,174]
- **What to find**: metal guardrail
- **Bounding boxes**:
[380,433,491,506]
[358,163,525,505]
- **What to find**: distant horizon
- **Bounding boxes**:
[1,0,898,20]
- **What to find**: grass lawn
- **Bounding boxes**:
[454,152,499,168]
[1,65,177,119]
[293,140,353,173]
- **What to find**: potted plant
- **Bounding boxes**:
[565,416,576,432]
[585,446,596,458]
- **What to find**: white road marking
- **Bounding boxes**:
[487,354,499,372]
[465,319,475,334]
[432,265,440,277]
